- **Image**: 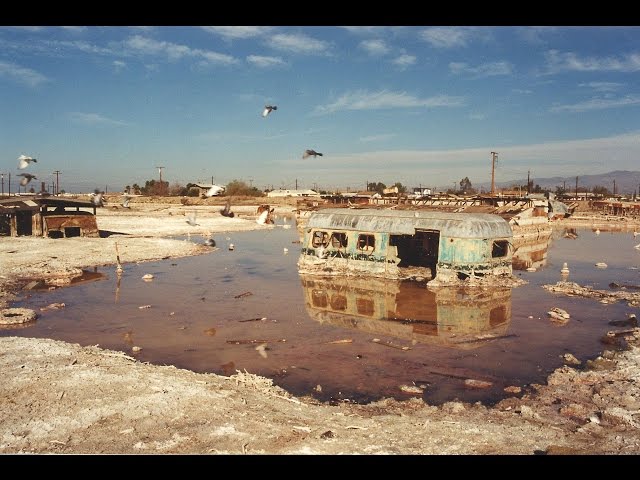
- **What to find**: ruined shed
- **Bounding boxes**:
[297,208,514,283]
[0,196,100,238]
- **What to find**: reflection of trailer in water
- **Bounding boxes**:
[300,274,512,349]
[298,208,514,284]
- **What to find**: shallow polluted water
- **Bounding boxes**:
[4,223,640,406]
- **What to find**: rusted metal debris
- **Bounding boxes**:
[234,291,253,299]
[238,317,267,323]
[226,339,287,345]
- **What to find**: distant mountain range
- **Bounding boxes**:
[478,170,640,195]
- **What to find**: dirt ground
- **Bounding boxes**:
[1,198,640,455]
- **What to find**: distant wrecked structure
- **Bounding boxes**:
[0,196,100,238]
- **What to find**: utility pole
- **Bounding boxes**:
[575,176,579,200]
[1,173,3,195]
[156,166,165,195]
[52,170,61,195]
[527,170,530,194]
[613,179,616,196]
[490,151,498,195]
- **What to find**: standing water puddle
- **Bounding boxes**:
[3,224,640,406]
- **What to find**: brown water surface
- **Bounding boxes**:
[4,224,640,405]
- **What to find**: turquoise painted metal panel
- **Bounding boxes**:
[438,237,491,264]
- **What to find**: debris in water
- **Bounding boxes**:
[371,338,411,351]
[464,379,493,389]
[40,302,66,311]
[142,274,154,281]
[255,343,268,358]
[399,384,424,394]
[547,307,570,324]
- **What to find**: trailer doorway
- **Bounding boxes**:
[390,230,439,276]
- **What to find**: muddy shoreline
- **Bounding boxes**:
[2,203,640,454]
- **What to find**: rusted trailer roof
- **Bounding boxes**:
[305,208,512,238]
[0,199,40,212]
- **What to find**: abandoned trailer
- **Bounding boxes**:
[297,208,514,284]
[0,197,100,238]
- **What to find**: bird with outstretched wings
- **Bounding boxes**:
[302,149,323,159]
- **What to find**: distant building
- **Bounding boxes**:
[267,189,320,198]
[413,187,432,196]
[192,183,226,197]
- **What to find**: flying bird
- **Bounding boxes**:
[302,149,323,159]
[256,207,275,225]
[220,198,234,218]
[262,105,277,118]
[91,190,104,207]
[121,194,132,208]
[18,173,36,186]
[17,154,37,169]
[186,211,199,226]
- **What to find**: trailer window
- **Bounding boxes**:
[330,232,348,248]
[311,230,330,248]
[357,234,375,252]
[492,240,509,258]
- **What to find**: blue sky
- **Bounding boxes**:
[1,25,639,193]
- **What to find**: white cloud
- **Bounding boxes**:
[513,88,533,94]
[123,35,238,65]
[113,60,126,72]
[359,133,397,142]
[10,26,45,32]
[68,112,131,126]
[201,26,273,39]
[48,40,118,56]
[578,81,623,92]
[467,113,486,120]
[60,26,87,33]
[550,95,640,113]
[0,61,47,87]
[449,61,512,77]
[420,27,470,48]
[392,54,416,69]
[282,132,640,188]
[314,90,465,115]
[517,26,559,44]
[266,33,330,55]
[340,26,388,34]
[246,55,286,68]
[545,49,640,73]
[359,39,390,56]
